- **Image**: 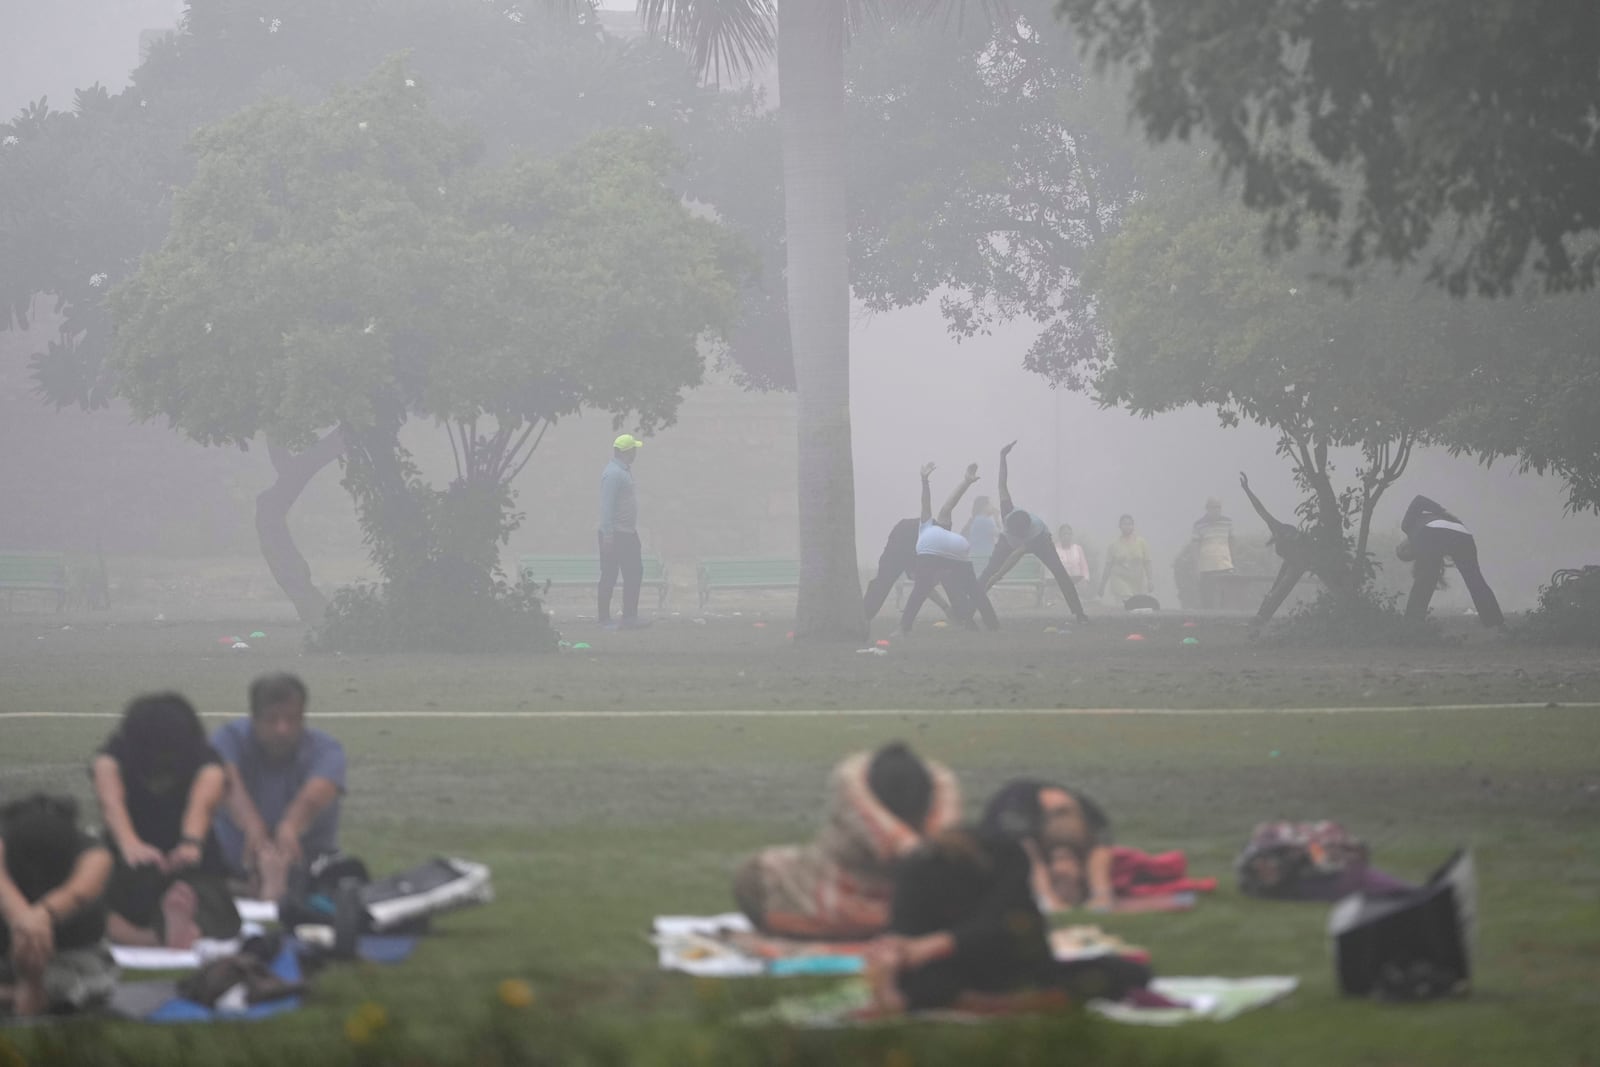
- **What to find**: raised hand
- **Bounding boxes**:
[920,462,936,480]
[1239,471,1250,490]
[1000,441,1017,457]
[963,463,979,482]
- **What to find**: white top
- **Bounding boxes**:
[917,522,971,561]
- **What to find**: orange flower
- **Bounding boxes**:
[497,978,536,1009]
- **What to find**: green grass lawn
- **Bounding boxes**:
[4,701,1599,1066]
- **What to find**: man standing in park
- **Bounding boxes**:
[598,434,647,630]
[212,674,346,903]
[1191,497,1236,609]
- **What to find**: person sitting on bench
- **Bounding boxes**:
[1397,495,1505,628]
[92,694,240,949]
[978,443,1091,624]
[212,673,347,903]
[0,794,116,1017]
[732,743,961,940]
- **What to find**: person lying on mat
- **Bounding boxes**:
[865,825,1152,1015]
[981,779,1116,913]
[92,693,241,949]
[732,743,961,940]
[212,673,346,903]
[0,794,117,1017]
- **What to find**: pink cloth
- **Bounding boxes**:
[1056,543,1090,582]
[1111,847,1218,899]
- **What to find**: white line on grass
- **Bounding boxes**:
[0,703,1592,721]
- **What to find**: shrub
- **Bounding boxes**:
[1517,565,1600,646]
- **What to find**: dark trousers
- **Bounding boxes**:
[1406,528,1503,626]
[863,519,922,621]
[1254,558,1308,624]
[598,530,642,622]
[977,533,1088,619]
[1198,569,1232,609]
[901,556,999,633]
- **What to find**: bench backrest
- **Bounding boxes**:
[0,553,68,587]
[518,555,667,584]
[698,558,801,586]
[971,554,1047,583]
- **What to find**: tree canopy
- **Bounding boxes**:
[1056,0,1600,296]
[110,62,744,619]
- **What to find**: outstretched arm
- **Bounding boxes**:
[937,464,979,529]
[983,543,1030,590]
[997,443,1016,518]
[919,463,935,523]
[1238,472,1279,531]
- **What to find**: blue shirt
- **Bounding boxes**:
[210,718,346,871]
[965,515,999,559]
[598,457,638,535]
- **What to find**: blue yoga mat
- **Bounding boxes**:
[145,942,303,1024]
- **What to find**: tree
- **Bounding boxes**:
[108,64,743,646]
[641,0,1085,641]
[1082,176,1472,578]
[1054,0,1600,297]
[845,9,1141,382]
[2,0,730,620]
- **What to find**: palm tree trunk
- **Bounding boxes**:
[780,0,866,641]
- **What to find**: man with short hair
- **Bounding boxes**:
[1191,497,1236,609]
[598,433,648,630]
[211,673,346,902]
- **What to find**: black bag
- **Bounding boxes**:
[1329,849,1475,1000]
[278,852,374,958]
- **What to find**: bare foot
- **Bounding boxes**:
[161,880,202,949]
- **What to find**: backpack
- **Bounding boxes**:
[1236,821,1368,899]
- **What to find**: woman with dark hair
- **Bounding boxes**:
[91,693,240,948]
[981,779,1116,912]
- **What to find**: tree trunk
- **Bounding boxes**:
[780,0,866,641]
[257,430,344,623]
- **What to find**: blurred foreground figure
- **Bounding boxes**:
[981,779,1116,913]
[92,694,240,949]
[867,826,1151,1014]
[980,443,1092,624]
[899,463,999,634]
[212,673,346,903]
[733,743,960,939]
[598,434,648,630]
[1397,496,1504,628]
[0,795,116,1017]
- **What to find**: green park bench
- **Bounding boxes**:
[697,557,801,610]
[895,553,1051,609]
[0,552,69,613]
[518,554,671,610]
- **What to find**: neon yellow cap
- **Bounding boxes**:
[612,434,643,452]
